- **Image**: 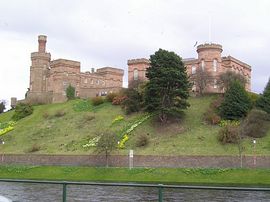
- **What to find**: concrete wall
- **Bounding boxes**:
[0,154,269,168]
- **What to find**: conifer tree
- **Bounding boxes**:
[256,78,270,113]
[144,49,190,122]
[219,81,251,120]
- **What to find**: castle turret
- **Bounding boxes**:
[128,58,150,87]
[38,35,47,53]
[29,35,51,93]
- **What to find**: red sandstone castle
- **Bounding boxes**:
[128,44,251,93]
[11,36,251,106]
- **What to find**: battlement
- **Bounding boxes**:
[96,67,124,75]
[127,58,150,65]
[197,43,223,53]
[50,59,80,68]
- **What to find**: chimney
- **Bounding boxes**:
[38,35,47,53]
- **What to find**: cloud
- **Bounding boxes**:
[0,0,269,105]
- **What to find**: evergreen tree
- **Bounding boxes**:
[256,78,270,113]
[219,81,251,120]
[66,84,75,100]
[144,49,190,122]
[0,101,5,114]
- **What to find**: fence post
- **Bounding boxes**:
[158,184,163,202]
[62,183,67,202]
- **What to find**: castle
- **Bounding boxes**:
[128,44,251,93]
[11,36,251,107]
[12,35,124,106]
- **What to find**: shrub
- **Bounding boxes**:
[240,109,270,138]
[112,95,127,105]
[106,93,118,102]
[204,109,221,125]
[28,144,41,152]
[42,112,50,119]
[248,92,260,107]
[136,134,149,147]
[12,103,33,121]
[121,88,142,114]
[219,81,251,120]
[66,84,75,100]
[91,96,104,106]
[218,125,240,144]
[54,110,66,117]
[203,96,223,125]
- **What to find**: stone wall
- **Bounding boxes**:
[0,154,269,168]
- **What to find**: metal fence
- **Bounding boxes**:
[0,179,270,202]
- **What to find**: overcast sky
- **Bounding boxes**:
[0,0,269,107]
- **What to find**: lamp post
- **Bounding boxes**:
[253,139,256,167]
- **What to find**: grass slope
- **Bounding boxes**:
[0,96,270,155]
[0,165,270,186]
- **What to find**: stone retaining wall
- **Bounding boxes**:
[0,154,269,168]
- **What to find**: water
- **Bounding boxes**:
[0,182,269,202]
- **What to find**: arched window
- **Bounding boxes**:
[134,69,138,80]
[213,59,217,72]
[192,66,196,74]
[201,60,205,71]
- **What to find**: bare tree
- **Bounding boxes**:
[191,67,212,96]
[95,131,118,167]
[218,71,246,92]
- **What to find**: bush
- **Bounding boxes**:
[240,109,270,138]
[42,112,50,119]
[203,96,223,125]
[66,85,75,100]
[54,110,66,117]
[28,144,41,152]
[112,95,127,105]
[136,134,149,147]
[219,81,251,120]
[204,109,221,125]
[121,88,142,114]
[106,93,118,102]
[218,125,240,144]
[91,96,104,106]
[248,92,260,107]
[12,103,33,121]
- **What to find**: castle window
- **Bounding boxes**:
[134,69,138,80]
[213,59,217,72]
[91,79,94,84]
[191,66,196,74]
[201,60,205,71]
[84,78,87,84]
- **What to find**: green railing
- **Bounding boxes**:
[0,179,270,202]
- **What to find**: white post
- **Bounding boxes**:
[129,150,133,169]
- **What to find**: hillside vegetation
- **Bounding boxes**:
[0,96,269,155]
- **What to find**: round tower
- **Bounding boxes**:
[197,43,222,61]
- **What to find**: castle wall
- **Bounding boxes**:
[128,44,251,94]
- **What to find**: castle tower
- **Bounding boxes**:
[128,58,150,87]
[196,43,223,92]
[29,35,51,93]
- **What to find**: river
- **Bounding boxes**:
[0,182,269,202]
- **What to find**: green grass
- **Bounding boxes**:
[0,96,270,155]
[0,165,269,186]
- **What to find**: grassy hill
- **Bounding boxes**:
[0,96,269,155]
